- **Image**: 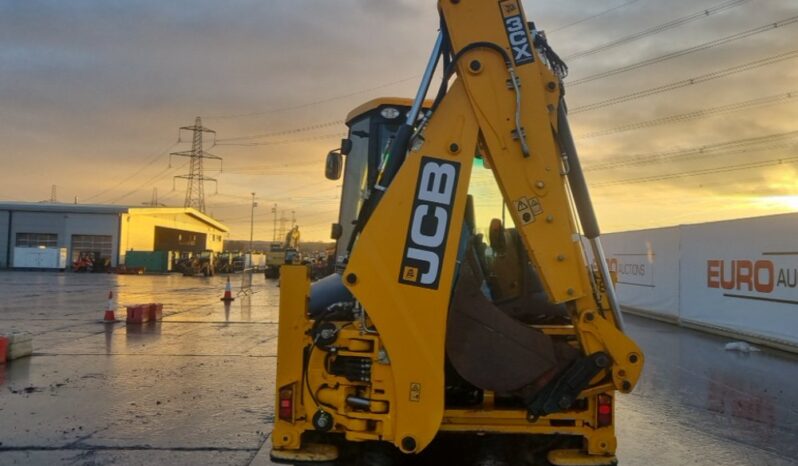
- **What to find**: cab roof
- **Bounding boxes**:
[345,97,433,124]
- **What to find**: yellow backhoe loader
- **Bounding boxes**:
[271,1,643,464]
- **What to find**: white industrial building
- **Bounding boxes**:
[0,202,229,270]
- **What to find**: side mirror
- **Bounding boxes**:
[330,223,343,240]
[325,150,343,180]
[340,138,353,156]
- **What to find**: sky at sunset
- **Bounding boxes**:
[1,0,796,241]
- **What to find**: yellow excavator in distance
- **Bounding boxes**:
[265,225,302,279]
[271,1,643,464]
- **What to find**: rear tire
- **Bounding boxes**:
[269,457,335,466]
[357,442,399,466]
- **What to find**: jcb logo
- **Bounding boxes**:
[499,0,534,66]
[399,157,460,289]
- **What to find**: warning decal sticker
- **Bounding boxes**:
[515,196,543,225]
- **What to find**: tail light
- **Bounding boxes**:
[279,386,294,422]
[597,394,612,427]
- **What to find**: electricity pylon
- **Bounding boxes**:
[171,117,221,213]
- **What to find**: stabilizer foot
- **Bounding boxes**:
[548,449,617,466]
[270,443,339,465]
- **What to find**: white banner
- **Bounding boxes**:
[599,227,681,320]
[600,213,798,349]
[679,214,798,346]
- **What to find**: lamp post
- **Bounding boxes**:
[271,203,278,242]
[249,192,257,252]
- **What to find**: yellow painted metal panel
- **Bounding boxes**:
[344,80,478,453]
[272,265,311,450]
[439,0,589,303]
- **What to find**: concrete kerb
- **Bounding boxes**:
[622,307,798,355]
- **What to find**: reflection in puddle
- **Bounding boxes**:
[125,321,162,348]
[239,295,252,322]
[104,324,114,354]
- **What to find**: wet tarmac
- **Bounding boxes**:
[0,271,277,465]
[0,271,796,465]
[615,317,798,466]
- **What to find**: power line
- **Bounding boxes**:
[212,196,339,222]
[157,189,179,205]
[584,129,798,171]
[224,168,322,176]
[578,90,797,139]
[83,142,178,202]
[217,120,345,142]
[224,160,319,172]
[194,2,744,131]
[216,132,346,147]
[222,163,324,176]
[211,192,257,201]
[548,0,644,34]
[202,75,420,120]
[568,15,798,87]
[210,192,338,209]
[270,180,336,196]
[211,180,335,203]
[570,48,798,114]
[587,142,791,173]
[592,154,798,187]
[253,210,340,232]
[591,139,796,172]
[562,0,749,61]
[108,161,187,204]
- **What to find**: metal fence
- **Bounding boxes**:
[238,267,255,296]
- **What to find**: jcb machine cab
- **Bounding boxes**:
[272,1,643,464]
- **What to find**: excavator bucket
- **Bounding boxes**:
[447,239,578,393]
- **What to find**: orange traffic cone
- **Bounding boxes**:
[221,277,235,302]
[104,290,117,322]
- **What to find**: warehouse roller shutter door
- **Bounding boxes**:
[71,234,113,263]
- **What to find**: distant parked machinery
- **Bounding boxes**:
[216,251,246,274]
[72,252,95,273]
[175,250,215,277]
[72,251,110,273]
[264,225,301,279]
[309,248,336,281]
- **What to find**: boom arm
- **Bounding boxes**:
[343,0,642,453]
